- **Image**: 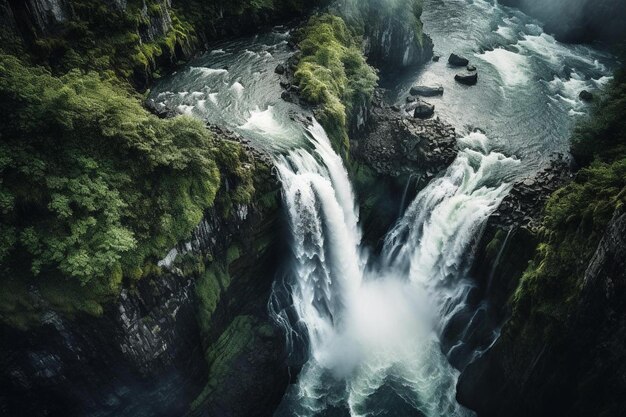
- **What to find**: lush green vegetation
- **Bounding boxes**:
[294,14,378,155]
[0,54,255,327]
[508,68,626,341]
[1,0,328,89]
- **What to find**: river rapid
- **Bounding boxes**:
[149,1,615,416]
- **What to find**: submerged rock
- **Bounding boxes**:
[410,85,444,97]
[448,53,469,66]
[455,71,478,85]
[579,90,594,101]
[467,64,477,72]
[274,64,286,75]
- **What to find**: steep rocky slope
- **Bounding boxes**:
[456,69,626,417]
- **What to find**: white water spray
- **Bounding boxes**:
[273,126,520,416]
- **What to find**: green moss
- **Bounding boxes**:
[191,315,258,410]
[195,263,232,336]
[294,14,378,156]
[226,245,242,265]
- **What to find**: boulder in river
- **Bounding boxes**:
[410,85,444,97]
[448,53,469,66]
[281,91,293,102]
[274,64,286,75]
[433,55,441,62]
[413,100,435,119]
[579,90,593,101]
[467,65,477,72]
[455,71,478,85]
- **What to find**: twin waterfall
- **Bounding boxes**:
[272,122,520,416]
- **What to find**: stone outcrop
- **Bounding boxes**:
[410,85,444,97]
[455,71,478,85]
[448,53,469,66]
[354,90,456,178]
[350,89,457,248]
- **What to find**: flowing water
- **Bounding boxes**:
[149,1,615,415]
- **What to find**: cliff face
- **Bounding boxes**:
[457,210,626,417]
[0,158,287,417]
[498,0,626,43]
[361,0,433,70]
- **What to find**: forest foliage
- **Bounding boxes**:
[0,54,254,327]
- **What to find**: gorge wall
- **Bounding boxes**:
[456,69,626,417]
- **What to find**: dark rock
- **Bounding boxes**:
[410,85,444,97]
[406,96,416,103]
[448,53,469,66]
[579,90,593,101]
[413,100,435,119]
[467,65,477,72]
[363,15,434,70]
[432,55,440,62]
[281,91,292,102]
[274,64,285,75]
[455,71,478,85]
[391,105,401,112]
[279,80,291,90]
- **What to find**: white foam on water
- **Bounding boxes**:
[176,104,194,115]
[239,106,291,140]
[190,67,228,77]
[494,25,517,41]
[477,48,531,87]
[230,81,245,98]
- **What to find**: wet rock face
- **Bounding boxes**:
[138,0,173,43]
[27,0,71,34]
[457,211,626,417]
[0,272,206,417]
[363,18,434,70]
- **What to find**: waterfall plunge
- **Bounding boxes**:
[272,125,520,417]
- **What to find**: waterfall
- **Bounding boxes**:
[272,126,520,416]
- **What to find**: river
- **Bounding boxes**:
[148,1,615,416]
